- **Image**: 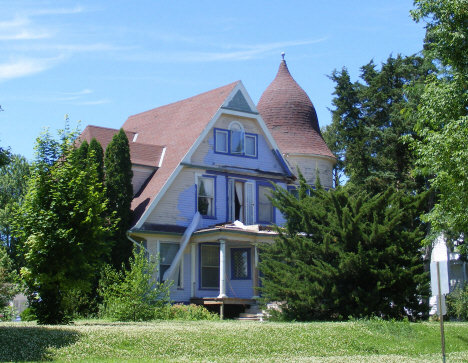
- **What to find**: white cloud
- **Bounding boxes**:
[124,38,327,63]
[0,30,52,40]
[76,99,111,105]
[0,56,64,81]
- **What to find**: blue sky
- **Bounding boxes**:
[1,1,426,161]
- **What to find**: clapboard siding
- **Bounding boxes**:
[286,155,334,189]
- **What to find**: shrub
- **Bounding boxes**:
[155,304,218,321]
[0,305,17,321]
[99,247,170,322]
[19,307,37,322]
[446,283,468,321]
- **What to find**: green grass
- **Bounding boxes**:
[1,319,468,362]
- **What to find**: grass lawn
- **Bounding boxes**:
[1,319,468,362]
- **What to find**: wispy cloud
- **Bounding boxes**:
[0,56,64,81]
[31,6,85,16]
[0,30,52,40]
[76,99,111,105]
[124,38,327,63]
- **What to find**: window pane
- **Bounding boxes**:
[202,245,219,266]
[215,130,227,153]
[231,130,243,154]
[160,243,178,264]
[233,250,248,278]
[201,245,219,288]
[198,177,214,216]
[159,243,181,286]
[259,185,273,222]
[245,135,256,156]
[202,267,219,288]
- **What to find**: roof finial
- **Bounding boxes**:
[281,52,285,61]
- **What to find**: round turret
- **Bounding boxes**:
[257,57,335,187]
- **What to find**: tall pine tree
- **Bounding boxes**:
[105,128,133,270]
[259,178,429,321]
[323,54,435,194]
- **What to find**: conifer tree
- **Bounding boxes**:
[88,138,104,184]
[259,178,429,321]
[323,54,435,194]
[18,124,109,324]
[104,128,133,270]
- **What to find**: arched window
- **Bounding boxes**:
[229,121,244,154]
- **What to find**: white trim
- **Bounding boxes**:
[191,243,196,298]
[158,147,167,168]
[218,239,227,298]
[133,133,139,142]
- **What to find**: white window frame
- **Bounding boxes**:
[196,175,215,217]
[157,241,183,288]
[244,134,257,157]
[215,129,228,153]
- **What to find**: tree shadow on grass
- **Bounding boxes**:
[0,325,80,362]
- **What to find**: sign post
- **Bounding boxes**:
[436,261,446,363]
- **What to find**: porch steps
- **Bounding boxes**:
[235,305,264,321]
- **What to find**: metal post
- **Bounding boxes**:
[437,261,446,363]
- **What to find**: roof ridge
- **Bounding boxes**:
[127,81,239,120]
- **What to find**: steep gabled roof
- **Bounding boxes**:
[257,59,334,158]
[122,81,239,226]
[80,125,163,168]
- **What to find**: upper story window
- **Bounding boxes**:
[257,182,275,224]
[197,175,215,218]
[230,122,244,154]
[214,122,258,158]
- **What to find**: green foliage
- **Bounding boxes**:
[410,0,468,249]
[323,54,435,193]
[19,307,37,322]
[0,147,10,168]
[0,246,19,308]
[258,177,429,321]
[155,303,219,320]
[17,122,110,324]
[0,304,17,321]
[99,248,170,322]
[88,138,104,183]
[446,283,468,321]
[0,154,30,269]
[104,128,133,270]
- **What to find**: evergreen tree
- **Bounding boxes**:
[323,54,435,194]
[104,128,133,270]
[17,124,110,324]
[259,178,429,321]
[0,155,30,269]
[88,138,104,184]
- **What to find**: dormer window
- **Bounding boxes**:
[214,122,258,158]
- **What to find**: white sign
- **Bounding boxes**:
[430,261,450,296]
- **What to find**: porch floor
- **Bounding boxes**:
[190,297,256,306]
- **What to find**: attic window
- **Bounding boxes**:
[230,122,244,154]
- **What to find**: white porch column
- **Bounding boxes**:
[252,245,260,299]
[191,243,196,298]
[218,239,227,298]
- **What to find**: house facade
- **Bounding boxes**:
[81,57,335,310]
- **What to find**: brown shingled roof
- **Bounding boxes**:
[80,125,163,168]
[122,81,239,226]
[257,60,335,158]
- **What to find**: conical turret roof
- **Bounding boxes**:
[257,59,334,158]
